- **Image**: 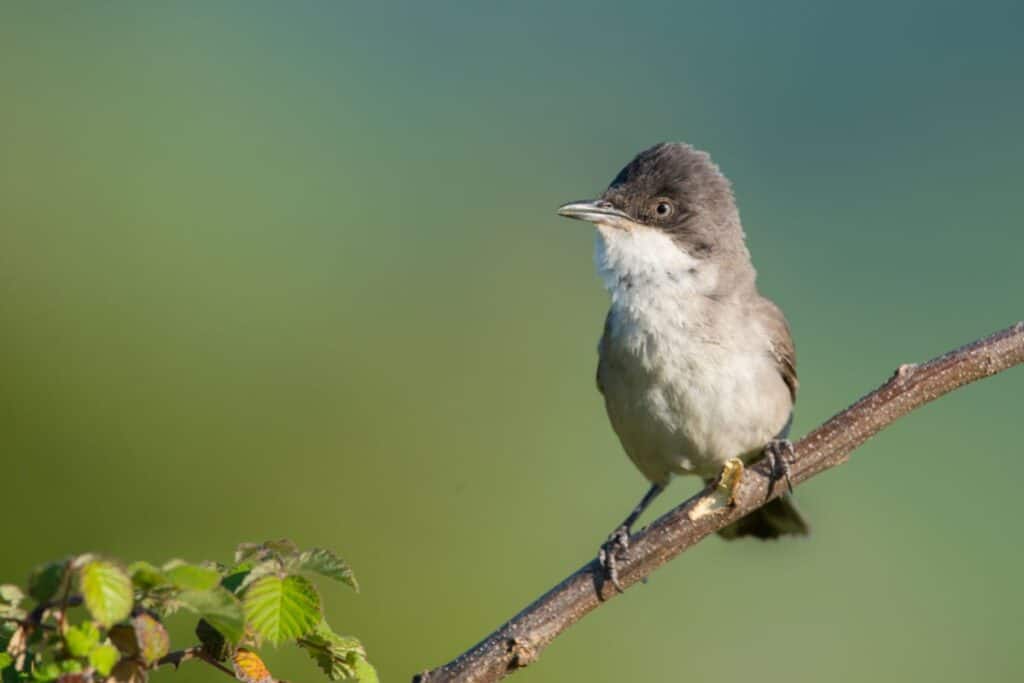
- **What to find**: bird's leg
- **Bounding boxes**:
[598,483,663,592]
[763,438,796,497]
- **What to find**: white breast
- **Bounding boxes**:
[594,225,790,484]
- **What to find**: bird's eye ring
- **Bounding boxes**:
[655,201,673,217]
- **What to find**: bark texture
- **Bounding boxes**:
[414,322,1024,683]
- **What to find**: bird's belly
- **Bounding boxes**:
[599,325,790,484]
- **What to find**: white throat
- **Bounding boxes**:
[593,224,716,302]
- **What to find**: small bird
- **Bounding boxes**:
[557,142,808,588]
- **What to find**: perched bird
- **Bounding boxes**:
[557,142,808,588]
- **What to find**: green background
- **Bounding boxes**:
[2,2,1022,681]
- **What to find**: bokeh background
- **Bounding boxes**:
[2,2,1023,681]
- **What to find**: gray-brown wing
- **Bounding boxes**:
[596,310,613,395]
[758,297,798,403]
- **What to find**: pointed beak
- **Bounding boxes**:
[556,200,631,225]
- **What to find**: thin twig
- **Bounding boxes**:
[157,646,237,680]
[0,616,54,631]
[197,651,239,679]
[414,321,1024,682]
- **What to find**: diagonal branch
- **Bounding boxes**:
[414,321,1024,683]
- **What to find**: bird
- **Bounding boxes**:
[556,142,808,589]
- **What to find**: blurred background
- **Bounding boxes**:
[2,1,1022,681]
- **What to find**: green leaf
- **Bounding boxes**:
[178,588,244,645]
[350,654,378,683]
[78,561,132,628]
[0,654,10,669]
[89,643,120,676]
[163,564,221,591]
[28,562,67,604]
[243,575,321,644]
[220,563,251,594]
[297,622,365,680]
[236,561,280,593]
[57,661,82,675]
[290,549,358,592]
[1,660,20,683]
[126,562,167,591]
[64,622,100,658]
[32,661,61,682]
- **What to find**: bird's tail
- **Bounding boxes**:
[717,496,810,540]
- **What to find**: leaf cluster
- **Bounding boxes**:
[0,541,374,683]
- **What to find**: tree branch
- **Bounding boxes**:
[414,321,1024,683]
[157,646,238,680]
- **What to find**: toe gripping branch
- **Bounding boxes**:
[763,438,796,497]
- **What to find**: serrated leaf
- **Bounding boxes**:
[178,588,244,644]
[130,614,168,665]
[233,543,263,565]
[290,549,358,592]
[163,564,221,592]
[297,622,365,680]
[126,563,167,592]
[27,563,67,605]
[108,612,168,666]
[106,660,147,683]
[64,622,100,658]
[234,540,297,566]
[242,575,320,645]
[236,561,279,593]
[231,649,272,683]
[261,540,298,559]
[88,643,119,676]
[350,654,378,683]
[78,561,132,628]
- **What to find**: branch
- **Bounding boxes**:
[414,321,1024,683]
[158,646,237,680]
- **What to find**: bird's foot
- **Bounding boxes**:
[764,438,796,497]
[598,525,630,593]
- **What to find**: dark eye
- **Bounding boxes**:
[654,201,673,217]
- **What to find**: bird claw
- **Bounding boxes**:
[764,438,796,497]
[598,525,630,593]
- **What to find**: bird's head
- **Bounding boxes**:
[557,142,745,260]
